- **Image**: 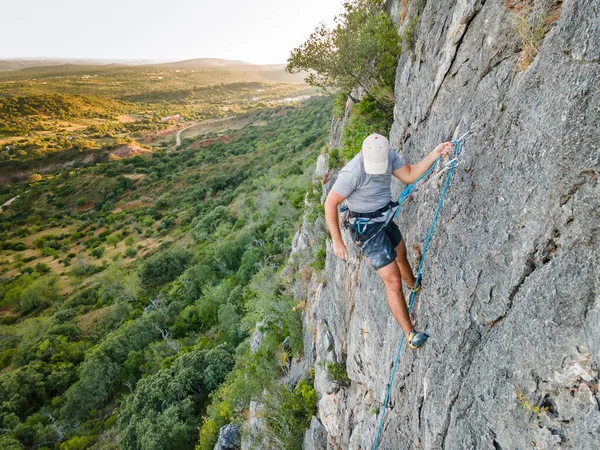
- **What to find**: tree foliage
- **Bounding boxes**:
[139,248,192,291]
[286,0,401,96]
[118,348,208,450]
[61,315,161,420]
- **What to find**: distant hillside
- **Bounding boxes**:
[258,68,307,83]
[0,58,280,72]
[0,58,307,83]
[0,58,172,71]
[157,58,252,68]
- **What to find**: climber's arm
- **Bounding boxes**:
[324,189,348,261]
[393,142,453,184]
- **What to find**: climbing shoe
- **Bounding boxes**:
[407,330,429,349]
[408,278,421,294]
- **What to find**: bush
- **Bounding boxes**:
[90,246,105,258]
[190,206,234,242]
[0,348,16,369]
[139,247,192,291]
[32,234,59,250]
[310,244,327,271]
[59,435,97,450]
[70,262,103,277]
[29,173,42,183]
[263,376,317,449]
[332,92,348,119]
[202,346,235,391]
[118,347,208,450]
[61,315,161,420]
[511,9,553,71]
[327,148,344,170]
[34,262,50,274]
[1,242,27,251]
[326,361,351,387]
[41,247,58,258]
[0,434,24,450]
[17,276,60,313]
[341,94,393,160]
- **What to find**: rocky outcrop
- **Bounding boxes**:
[214,423,241,450]
[301,0,599,449]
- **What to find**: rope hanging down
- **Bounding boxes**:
[372,131,471,450]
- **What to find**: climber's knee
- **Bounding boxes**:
[385,276,402,293]
[377,262,402,292]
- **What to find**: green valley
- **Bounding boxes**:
[0,60,331,450]
[0,63,313,167]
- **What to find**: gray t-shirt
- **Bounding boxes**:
[332,150,405,213]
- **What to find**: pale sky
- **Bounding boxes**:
[0,0,343,64]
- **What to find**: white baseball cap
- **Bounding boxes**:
[361,133,391,174]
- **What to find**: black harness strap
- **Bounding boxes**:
[348,201,398,219]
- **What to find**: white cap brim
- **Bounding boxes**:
[364,158,388,174]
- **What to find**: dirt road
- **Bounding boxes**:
[0,195,19,212]
[175,123,198,147]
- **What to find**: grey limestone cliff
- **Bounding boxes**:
[300,0,599,449]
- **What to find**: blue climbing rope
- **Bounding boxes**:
[372,136,467,450]
[394,155,441,214]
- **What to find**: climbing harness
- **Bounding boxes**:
[372,130,471,450]
[340,201,398,236]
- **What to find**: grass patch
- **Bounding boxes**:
[326,361,351,387]
[403,13,420,56]
[310,240,327,272]
[510,5,559,71]
[332,92,348,120]
[327,148,344,170]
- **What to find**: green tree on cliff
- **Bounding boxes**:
[286,0,401,101]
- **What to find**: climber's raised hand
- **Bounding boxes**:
[434,141,453,158]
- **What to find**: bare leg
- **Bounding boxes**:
[394,238,416,288]
[376,261,414,336]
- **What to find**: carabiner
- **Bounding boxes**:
[357,218,369,234]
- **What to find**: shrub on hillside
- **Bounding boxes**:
[139,248,192,291]
[263,376,317,449]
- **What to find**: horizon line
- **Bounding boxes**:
[0,56,288,66]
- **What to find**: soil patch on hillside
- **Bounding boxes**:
[109,144,152,158]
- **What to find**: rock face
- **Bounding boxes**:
[303,416,328,450]
[214,423,241,450]
[301,0,599,449]
[241,401,268,450]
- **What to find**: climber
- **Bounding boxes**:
[324,133,452,349]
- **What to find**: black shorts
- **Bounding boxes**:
[349,219,403,270]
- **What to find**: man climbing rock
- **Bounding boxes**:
[324,133,452,349]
